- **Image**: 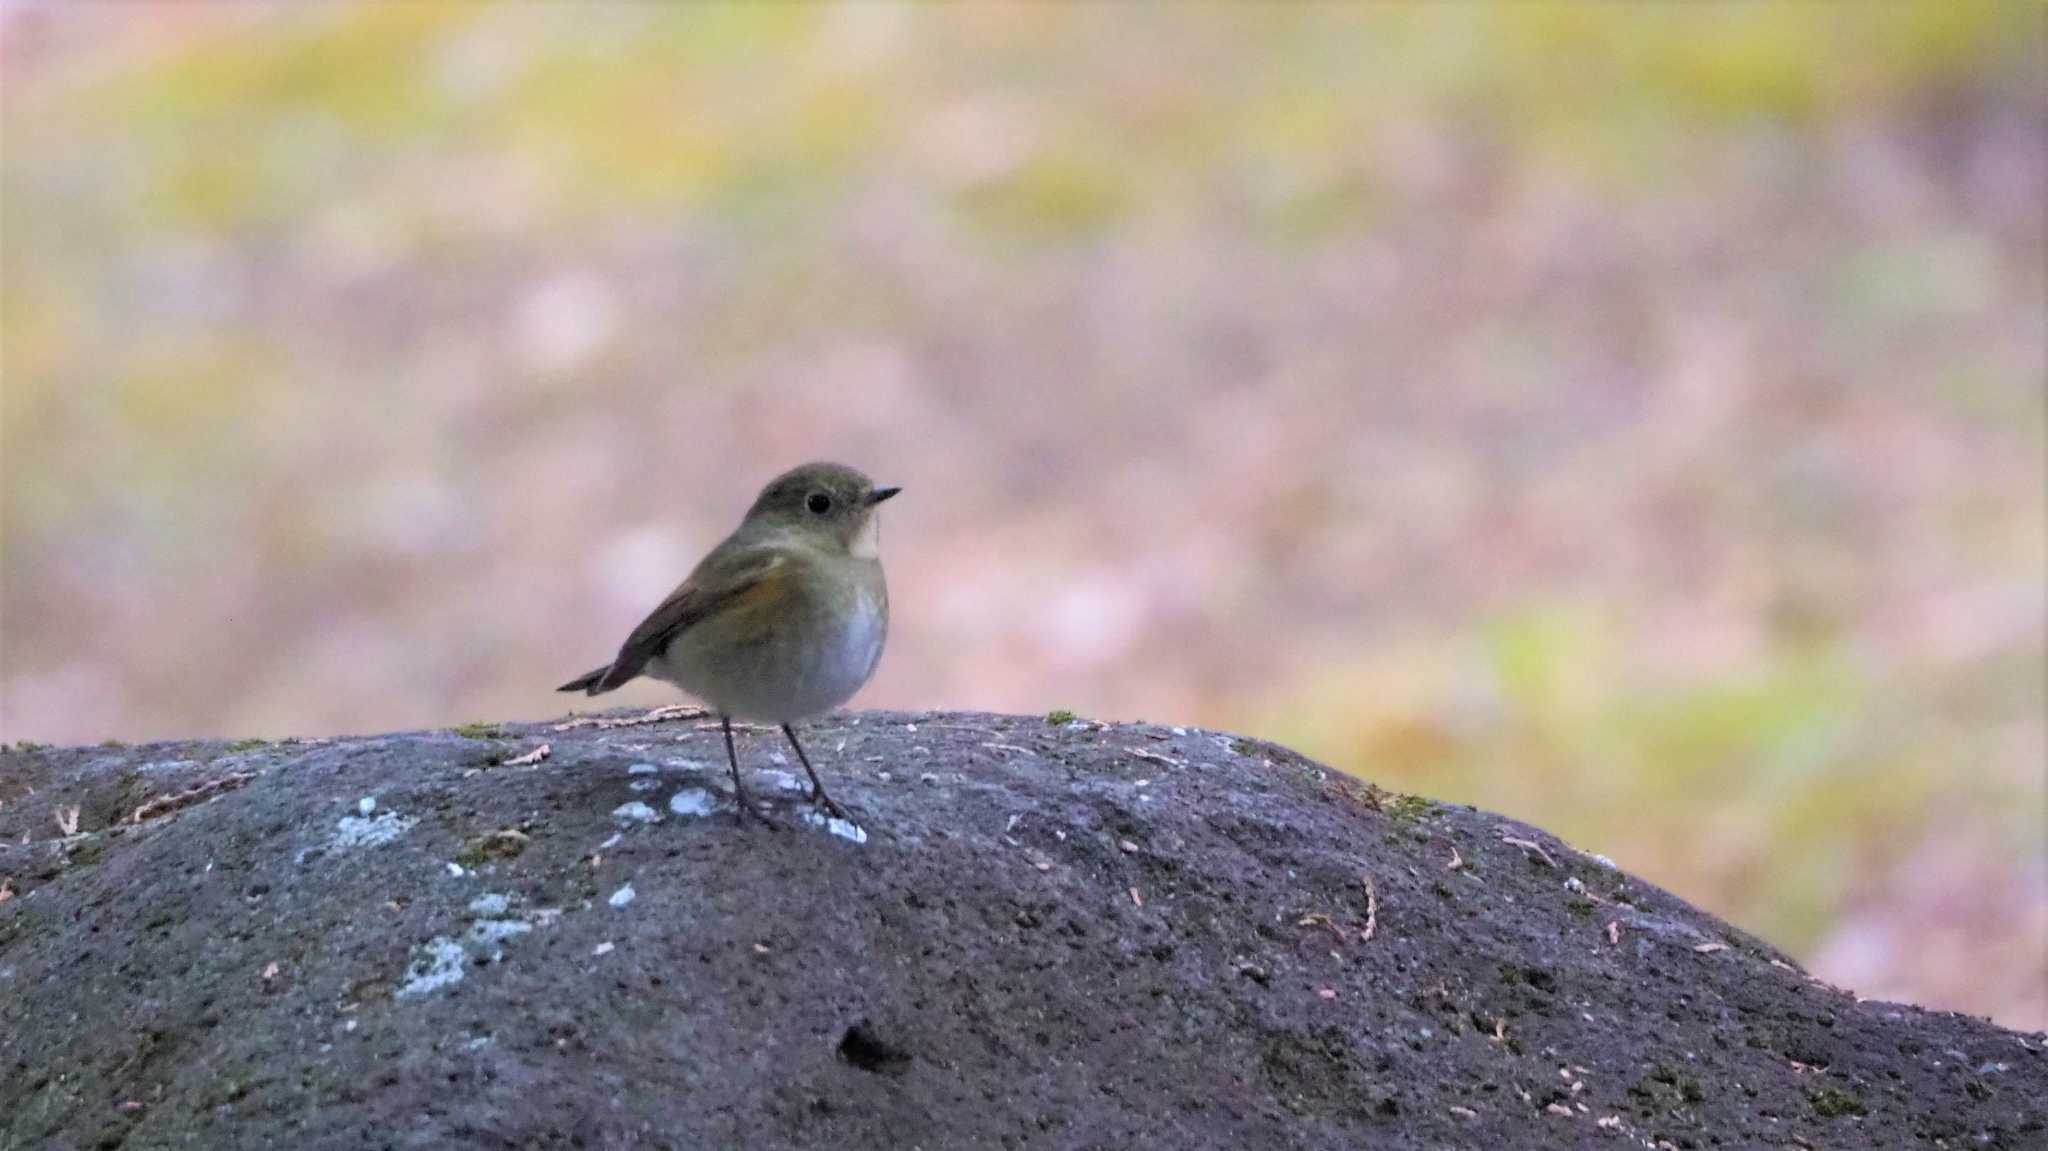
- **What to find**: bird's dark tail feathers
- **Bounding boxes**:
[557,664,619,695]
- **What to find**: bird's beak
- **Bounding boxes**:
[865,486,902,506]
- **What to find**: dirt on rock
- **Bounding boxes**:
[2,710,2042,1150]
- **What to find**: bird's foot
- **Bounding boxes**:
[808,788,855,824]
[733,791,781,829]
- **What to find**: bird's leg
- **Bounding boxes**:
[722,715,774,826]
[782,724,852,822]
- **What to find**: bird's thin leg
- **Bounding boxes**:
[782,724,852,822]
[722,715,774,826]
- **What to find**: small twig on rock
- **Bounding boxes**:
[503,743,551,767]
[1361,873,1378,943]
[1298,913,1347,943]
[552,705,708,732]
[1498,830,1559,869]
[130,772,257,824]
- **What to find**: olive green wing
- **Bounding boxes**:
[557,548,791,695]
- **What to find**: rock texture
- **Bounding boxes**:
[2,710,2042,1150]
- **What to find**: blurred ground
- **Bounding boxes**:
[1,5,2042,1028]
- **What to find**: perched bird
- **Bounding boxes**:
[559,462,899,824]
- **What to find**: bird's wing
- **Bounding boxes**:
[590,547,793,692]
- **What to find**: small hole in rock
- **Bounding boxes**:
[837,1020,911,1074]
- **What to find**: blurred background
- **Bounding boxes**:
[2,4,2041,1028]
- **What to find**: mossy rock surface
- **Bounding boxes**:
[1,711,2041,1149]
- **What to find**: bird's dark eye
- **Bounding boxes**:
[806,492,833,515]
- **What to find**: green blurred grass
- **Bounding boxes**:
[1249,605,2044,957]
[15,2,2037,237]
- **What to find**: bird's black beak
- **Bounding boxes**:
[865,486,902,506]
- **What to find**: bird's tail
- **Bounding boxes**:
[557,664,618,695]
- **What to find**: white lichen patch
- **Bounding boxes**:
[468,918,534,948]
[611,801,662,824]
[357,796,377,815]
[627,762,660,775]
[400,903,560,997]
[332,811,416,850]
[663,758,710,772]
[759,770,803,793]
[668,789,713,817]
[608,884,636,908]
[629,779,658,792]
[396,937,467,998]
[802,811,869,844]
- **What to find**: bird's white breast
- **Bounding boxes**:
[654,557,885,724]
[824,585,887,693]
[753,577,885,722]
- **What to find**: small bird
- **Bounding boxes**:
[559,462,899,824]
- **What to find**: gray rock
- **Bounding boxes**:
[1,712,2042,1149]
